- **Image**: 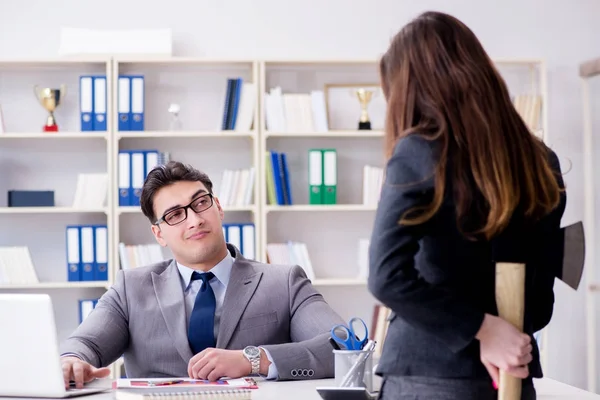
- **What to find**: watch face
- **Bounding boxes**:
[245,346,260,358]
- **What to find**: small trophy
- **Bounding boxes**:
[354,88,376,130]
[168,103,182,131]
[34,84,66,132]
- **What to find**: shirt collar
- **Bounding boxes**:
[177,251,234,290]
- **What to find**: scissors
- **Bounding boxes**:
[330,317,369,350]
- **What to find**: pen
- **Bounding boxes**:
[148,379,184,386]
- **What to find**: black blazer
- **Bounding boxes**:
[367,134,566,380]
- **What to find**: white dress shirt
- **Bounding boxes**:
[177,252,278,380]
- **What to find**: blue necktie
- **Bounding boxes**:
[188,271,216,354]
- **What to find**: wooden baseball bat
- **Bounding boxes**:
[495,262,526,400]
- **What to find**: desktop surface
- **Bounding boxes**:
[0,377,597,400]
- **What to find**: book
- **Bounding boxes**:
[115,388,252,400]
[115,377,257,390]
[114,378,256,400]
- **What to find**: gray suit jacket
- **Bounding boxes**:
[61,244,345,380]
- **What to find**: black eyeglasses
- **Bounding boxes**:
[155,193,214,226]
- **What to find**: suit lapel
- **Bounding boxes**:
[152,260,194,363]
[216,255,262,349]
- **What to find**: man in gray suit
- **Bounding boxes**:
[60,161,345,389]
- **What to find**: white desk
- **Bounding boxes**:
[5,377,595,400]
[0,378,597,399]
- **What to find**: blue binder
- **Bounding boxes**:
[118,76,131,131]
[79,225,95,281]
[92,75,107,131]
[79,76,94,132]
[130,75,145,131]
[270,151,285,205]
[94,225,108,281]
[66,225,81,282]
[118,151,131,206]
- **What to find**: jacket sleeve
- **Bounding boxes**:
[59,270,130,368]
[367,135,485,353]
[528,149,567,332]
[260,265,346,380]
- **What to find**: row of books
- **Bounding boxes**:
[264,87,329,133]
[513,94,541,132]
[66,225,108,282]
[370,304,392,358]
[119,223,257,270]
[118,149,170,207]
[217,167,255,207]
[72,173,108,209]
[79,298,99,323]
[119,243,165,270]
[266,242,315,281]
[0,246,38,285]
[117,75,145,131]
[220,78,257,132]
[80,75,108,131]
[79,74,163,132]
[308,149,337,205]
[265,151,293,205]
[362,165,383,206]
[266,238,370,282]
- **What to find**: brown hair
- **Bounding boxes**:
[380,11,561,240]
[140,161,214,223]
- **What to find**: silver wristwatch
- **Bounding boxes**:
[243,346,261,374]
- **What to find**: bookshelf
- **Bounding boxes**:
[258,60,386,330]
[579,56,600,393]
[0,57,114,360]
[109,57,261,280]
[0,56,548,379]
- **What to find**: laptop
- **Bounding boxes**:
[0,293,110,397]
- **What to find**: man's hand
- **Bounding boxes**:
[188,348,270,382]
[61,356,111,389]
[476,314,533,385]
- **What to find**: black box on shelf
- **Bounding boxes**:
[8,190,55,207]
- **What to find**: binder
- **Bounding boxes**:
[130,151,146,206]
[94,225,108,281]
[118,76,131,131]
[144,150,159,176]
[241,224,255,260]
[230,78,243,129]
[130,75,145,131]
[93,76,107,131]
[66,226,81,282]
[226,224,242,253]
[80,226,95,281]
[322,149,337,204]
[308,149,323,204]
[78,299,96,323]
[279,153,292,205]
[79,76,94,131]
[118,151,131,206]
[270,151,285,205]
[265,152,277,205]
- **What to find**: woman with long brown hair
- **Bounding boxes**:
[368,11,566,400]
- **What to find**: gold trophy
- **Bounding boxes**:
[34,84,66,132]
[354,88,376,130]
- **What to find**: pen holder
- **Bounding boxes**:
[333,348,375,392]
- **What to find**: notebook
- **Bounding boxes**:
[115,389,252,400]
[114,378,257,400]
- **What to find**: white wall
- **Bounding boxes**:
[1,0,599,391]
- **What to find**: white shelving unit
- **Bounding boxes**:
[258,59,386,327]
[579,56,600,393]
[0,57,114,362]
[0,55,549,379]
[110,57,261,282]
